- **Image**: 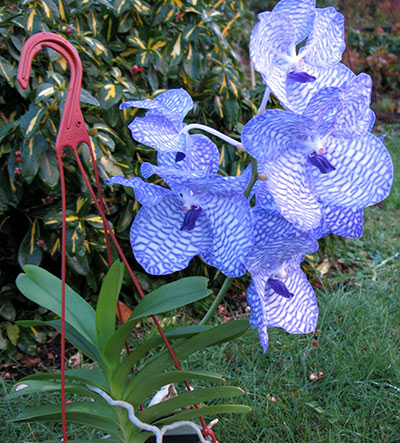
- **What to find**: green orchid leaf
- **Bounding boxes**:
[133,320,249,385]
[104,278,212,366]
[138,386,245,424]
[130,277,212,320]
[154,404,252,426]
[16,266,97,344]
[17,319,102,363]
[124,369,225,407]
[11,402,122,438]
[96,260,125,351]
[6,380,97,400]
[21,368,109,392]
[111,325,212,386]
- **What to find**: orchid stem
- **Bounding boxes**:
[200,277,233,325]
[181,123,243,148]
[200,156,258,325]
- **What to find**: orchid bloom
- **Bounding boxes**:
[120,88,219,173]
[241,74,393,231]
[250,0,354,112]
[245,206,319,352]
[106,170,253,277]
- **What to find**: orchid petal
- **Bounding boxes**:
[285,62,355,113]
[199,191,253,277]
[263,268,318,333]
[273,0,316,43]
[312,205,364,239]
[105,175,169,206]
[300,7,345,68]
[128,114,186,151]
[264,151,322,230]
[241,110,311,162]
[250,11,296,79]
[130,194,212,275]
[308,134,393,208]
[332,73,373,138]
[246,281,270,352]
[120,88,193,126]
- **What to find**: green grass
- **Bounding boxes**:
[1,126,399,442]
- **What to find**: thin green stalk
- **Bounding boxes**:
[200,277,233,325]
[200,156,258,325]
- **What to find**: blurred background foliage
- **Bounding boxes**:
[0,0,399,355]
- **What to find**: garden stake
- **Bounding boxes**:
[18,32,216,443]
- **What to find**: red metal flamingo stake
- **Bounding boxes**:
[17,32,216,443]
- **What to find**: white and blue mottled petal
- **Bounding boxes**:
[130,194,212,275]
[128,114,186,152]
[264,151,322,230]
[273,0,316,43]
[312,204,364,239]
[300,7,345,69]
[241,110,311,163]
[199,191,253,277]
[105,175,169,206]
[264,268,318,334]
[308,134,393,208]
[332,73,373,139]
[250,11,296,79]
[303,86,342,135]
[255,182,277,210]
[286,62,354,113]
[246,281,270,352]
[120,89,193,127]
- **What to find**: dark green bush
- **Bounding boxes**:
[0,0,259,353]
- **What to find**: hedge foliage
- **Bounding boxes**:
[0,0,261,336]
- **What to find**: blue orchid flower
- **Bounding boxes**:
[245,206,319,352]
[120,88,220,173]
[250,0,354,112]
[105,171,253,277]
[241,74,393,231]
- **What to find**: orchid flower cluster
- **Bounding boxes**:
[107,0,393,352]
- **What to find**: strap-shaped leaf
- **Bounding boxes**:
[111,325,212,389]
[133,319,249,385]
[104,279,212,365]
[20,368,109,392]
[154,404,252,426]
[124,370,225,406]
[129,404,252,440]
[11,401,120,432]
[17,318,102,363]
[5,380,97,401]
[16,266,97,345]
[138,386,245,424]
[130,277,212,320]
[96,260,125,350]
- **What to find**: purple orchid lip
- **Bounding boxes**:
[266,277,294,298]
[288,71,317,83]
[308,153,336,173]
[180,206,203,231]
[175,152,186,162]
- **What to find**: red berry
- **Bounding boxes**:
[14,167,22,176]
[311,339,318,346]
[66,28,73,35]
[36,239,45,247]
[15,150,22,156]
[16,157,22,163]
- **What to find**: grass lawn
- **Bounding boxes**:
[1,125,399,442]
